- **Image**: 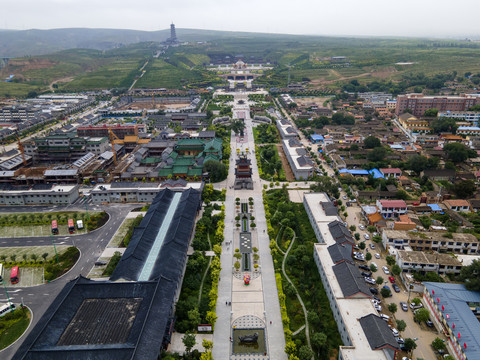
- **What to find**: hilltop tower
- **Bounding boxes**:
[170,23,177,43]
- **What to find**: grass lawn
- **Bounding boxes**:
[0,82,43,98]
[107,218,135,248]
[0,245,69,263]
[0,309,31,350]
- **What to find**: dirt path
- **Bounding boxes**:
[49,76,74,91]
[276,143,295,181]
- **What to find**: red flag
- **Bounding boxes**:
[437,297,440,303]
[464,343,467,350]
[432,290,435,295]
[458,333,461,339]
[453,322,455,329]
[442,305,445,311]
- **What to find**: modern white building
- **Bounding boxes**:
[438,111,480,125]
[90,180,203,204]
[306,193,400,360]
[376,200,407,218]
[282,138,314,180]
[0,184,79,205]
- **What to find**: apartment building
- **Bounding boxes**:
[276,119,298,139]
[438,111,480,125]
[382,229,479,254]
[396,94,480,117]
[0,184,79,205]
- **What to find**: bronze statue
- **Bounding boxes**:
[238,332,259,344]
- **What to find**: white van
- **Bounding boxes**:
[77,220,84,229]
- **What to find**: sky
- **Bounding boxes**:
[2,0,479,38]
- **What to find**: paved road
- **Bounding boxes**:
[0,203,136,359]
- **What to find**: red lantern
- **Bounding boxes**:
[437,297,440,303]
[432,290,435,295]
[442,305,445,311]
[464,343,467,350]
[458,333,461,339]
[446,314,449,319]
[452,322,455,329]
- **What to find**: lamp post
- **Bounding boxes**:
[51,235,59,264]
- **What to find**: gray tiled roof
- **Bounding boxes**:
[359,314,400,351]
[328,220,354,243]
[327,242,353,264]
[332,261,372,298]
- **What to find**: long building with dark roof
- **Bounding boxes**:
[14,188,201,360]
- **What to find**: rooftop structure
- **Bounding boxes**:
[0,183,79,206]
[276,119,298,139]
[282,139,314,180]
[396,250,462,275]
[423,282,480,360]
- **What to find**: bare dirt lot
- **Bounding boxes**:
[293,96,332,108]
[276,143,295,181]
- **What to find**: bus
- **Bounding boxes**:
[10,266,19,284]
[68,219,75,234]
[0,302,16,317]
[51,220,58,235]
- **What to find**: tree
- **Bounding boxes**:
[431,117,457,134]
[370,264,377,272]
[392,264,401,276]
[367,226,376,233]
[349,225,356,232]
[432,337,446,351]
[22,254,28,262]
[359,241,366,249]
[396,319,406,332]
[10,254,16,263]
[385,256,396,266]
[42,253,49,262]
[453,180,476,199]
[381,287,391,298]
[364,136,381,149]
[31,254,38,263]
[366,252,372,261]
[367,147,387,162]
[285,341,297,356]
[234,261,241,271]
[298,345,314,360]
[204,160,228,182]
[406,155,428,174]
[459,259,480,291]
[388,303,398,314]
[403,338,417,352]
[444,142,473,163]
[187,308,201,328]
[354,233,360,241]
[376,276,384,285]
[311,332,327,358]
[424,108,439,117]
[182,332,196,356]
[414,308,430,323]
[412,297,422,306]
[373,235,382,243]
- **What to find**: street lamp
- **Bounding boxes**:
[1,280,14,312]
[51,235,59,264]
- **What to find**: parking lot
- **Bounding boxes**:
[344,202,442,360]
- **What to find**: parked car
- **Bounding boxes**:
[382,266,390,274]
[426,320,434,327]
[396,337,405,344]
[375,304,382,312]
[391,328,399,337]
[359,224,365,230]
[380,314,390,321]
[364,234,370,240]
[373,232,378,237]
[382,285,392,296]
[375,253,381,259]
[343,195,347,200]
[361,271,372,277]
[372,296,381,303]
[370,243,375,250]
[410,302,423,310]
[369,287,378,295]
[388,276,395,283]
[365,277,376,285]
[392,284,400,293]
[400,302,408,311]
[359,265,370,271]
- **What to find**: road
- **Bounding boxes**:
[0,203,136,359]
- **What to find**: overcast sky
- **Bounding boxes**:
[2,0,479,38]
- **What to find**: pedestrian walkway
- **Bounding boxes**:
[213,91,286,360]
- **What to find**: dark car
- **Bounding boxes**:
[392,283,401,293]
[369,287,378,295]
[426,320,434,327]
[372,296,381,303]
[358,265,370,271]
[361,271,372,277]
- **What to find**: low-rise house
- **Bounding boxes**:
[382,229,479,254]
[379,168,402,178]
[376,199,407,218]
[421,169,455,181]
[396,250,462,275]
[468,199,480,212]
[444,199,470,213]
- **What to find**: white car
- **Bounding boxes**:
[364,234,370,240]
[343,195,347,200]
[359,224,365,230]
[391,328,399,337]
[382,266,390,275]
[375,253,381,259]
